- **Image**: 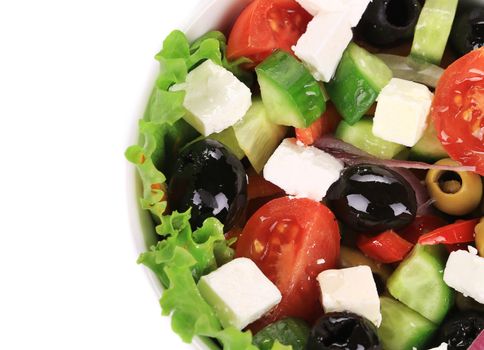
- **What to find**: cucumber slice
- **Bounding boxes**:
[387,245,454,324]
[206,127,245,160]
[335,118,406,159]
[410,0,458,65]
[256,50,326,128]
[253,318,310,350]
[187,127,245,160]
[378,297,437,350]
[233,99,287,173]
[409,121,448,162]
[326,43,392,125]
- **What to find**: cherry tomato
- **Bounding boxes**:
[398,215,448,244]
[295,103,342,146]
[357,230,414,264]
[227,0,312,66]
[235,197,340,330]
[418,218,480,245]
[432,48,484,175]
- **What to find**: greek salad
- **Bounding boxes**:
[126,0,484,349]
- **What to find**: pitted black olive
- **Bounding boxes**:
[356,0,422,46]
[436,312,484,350]
[326,164,417,233]
[168,139,247,231]
[451,7,484,57]
[307,312,381,350]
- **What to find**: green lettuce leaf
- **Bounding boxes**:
[271,342,293,350]
[216,327,259,350]
[191,30,254,86]
[137,210,254,348]
[128,29,258,349]
[145,29,252,126]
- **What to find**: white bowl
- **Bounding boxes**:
[128,0,252,349]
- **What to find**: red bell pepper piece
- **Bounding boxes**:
[417,218,480,245]
[357,230,414,264]
[398,215,448,244]
[295,103,341,146]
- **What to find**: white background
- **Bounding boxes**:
[0,1,201,349]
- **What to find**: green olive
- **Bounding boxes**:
[475,218,484,258]
[425,158,483,216]
[339,246,392,287]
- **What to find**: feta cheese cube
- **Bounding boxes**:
[293,13,353,82]
[317,266,382,327]
[296,0,370,26]
[344,0,372,27]
[178,59,252,136]
[263,138,343,201]
[197,258,281,330]
[295,0,344,16]
[443,250,484,304]
[373,78,433,147]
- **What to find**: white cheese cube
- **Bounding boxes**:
[427,343,448,350]
[344,0,372,27]
[178,59,251,136]
[295,0,344,16]
[443,249,484,304]
[293,13,353,82]
[373,78,433,147]
[317,266,381,327]
[263,138,343,201]
[197,257,281,330]
[296,0,370,26]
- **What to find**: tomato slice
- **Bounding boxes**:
[295,103,342,146]
[357,230,414,264]
[227,0,312,66]
[418,218,480,245]
[432,48,484,175]
[398,215,448,244]
[235,197,340,330]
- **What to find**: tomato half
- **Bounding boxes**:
[227,0,312,66]
[235,197,340,330]
[432,48,484,175]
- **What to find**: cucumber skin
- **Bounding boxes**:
[256,51,326,128]
[409,121,448,163]
[410,0,458,65]
[335,118,406,159]
[387,245,454,325]
[378,297,437,350]
[326,43,392,125]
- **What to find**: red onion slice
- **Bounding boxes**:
[469,330,484,350]
[314,136,476,172]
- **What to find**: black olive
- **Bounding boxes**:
[436,312,484,350]
[168,139,247,231]
[307,312,381,350]
[451,7,484,57]
[356,0,422,46]
[326,164,417,233]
